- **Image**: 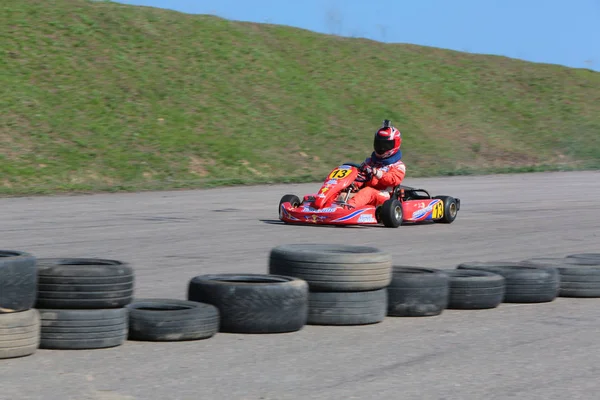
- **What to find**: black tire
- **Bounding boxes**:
[187,274,308,334]
[387,266,449,317]
[268,244,392,292]
[35,258,134,309]
[442,269,505,309]
[0,250,37,313]
[433,195,458,223]
[307,289,387,325]
[456,261,559,303]
[126,298,219,341]
[39,308,128,350]
[380,198,403,228]
[565,253,600,263]
[523,257,600,298]
[0,309,40,359]
[279,194,301,219]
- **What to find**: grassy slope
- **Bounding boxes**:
[2,0,600,195]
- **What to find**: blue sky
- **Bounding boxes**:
[115,0,600,71]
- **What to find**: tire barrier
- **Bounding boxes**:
[0,308,40,360]
[443,269,505,309]
[38,308,128,350]
[456,261,560,303]
[187,273,309,333]
[386,267,449,317]
[0,248,598,359]
[127,299,219,341]
[35,258,134,350]
[522,257,600,297]
[0,251,40,359]
[268,244,391,325]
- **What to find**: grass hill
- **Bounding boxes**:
[2,0,600,195]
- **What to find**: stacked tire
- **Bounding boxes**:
[268,244,392,326]
[35,258,134,350]
[0,251,40,359]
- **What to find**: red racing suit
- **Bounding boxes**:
[347,156,406,208]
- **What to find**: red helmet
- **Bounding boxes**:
[373,120,401,158]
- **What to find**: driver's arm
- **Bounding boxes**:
[371,164,406,187]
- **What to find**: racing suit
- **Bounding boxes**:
[347,153,406,208]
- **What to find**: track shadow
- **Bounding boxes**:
[260,219,438,229]
[260,220,444,229]
[259,219,369,229]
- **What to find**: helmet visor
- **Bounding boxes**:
[374,137,395,155]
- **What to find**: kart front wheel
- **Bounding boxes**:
[380,198,403,228]
[279,194,301,220]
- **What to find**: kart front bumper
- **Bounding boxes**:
[279,203,379,225]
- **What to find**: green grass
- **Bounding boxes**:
[2,0,600,196]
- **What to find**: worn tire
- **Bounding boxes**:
[307,289,387,325]
[187,274,308,334]
[387,266,449,317]
[0,250,37,313]
[565,253,600,263]
[127,298,219,341]
[457,261,559,303]
[0,309,40,359]
[39,308,128,349]
[523,257,600,298]
[35,258,134,309]
[268,244,392,292]
[442,269,505,309]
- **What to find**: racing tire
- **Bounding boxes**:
[126,298,219,341]
[456,261,559,303]
[0,250,37,313]
[433,196,458,224]
[380,198,403,228]
[387,266,450,317]
[279,194,301,220]
[0,309,40,359]
[523,257,600,298]
[187,273,308,334]
[307,289,387,326]
[35,258,134,309]
[38,308,128,350]
[442,269,505,309]
[268,244,392,292]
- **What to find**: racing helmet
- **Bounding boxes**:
[373,119,401,158]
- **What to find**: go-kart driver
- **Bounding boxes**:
[347,120,406,208]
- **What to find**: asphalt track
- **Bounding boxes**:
[1,170,599,400]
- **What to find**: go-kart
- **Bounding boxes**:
[278,162,460,227]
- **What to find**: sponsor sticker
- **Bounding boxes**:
[302,206,338,213]
[358,214,377,223]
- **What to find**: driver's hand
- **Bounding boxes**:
[356,171,369,182]
[371,167,383,179]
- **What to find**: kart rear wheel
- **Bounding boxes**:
[279,194,300,220]
[433,195,458,224]
[380,198,403,228]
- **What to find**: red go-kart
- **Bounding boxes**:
[278,162,460,227]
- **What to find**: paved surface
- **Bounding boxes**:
[1,170,599,400]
